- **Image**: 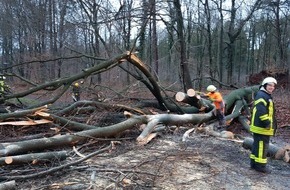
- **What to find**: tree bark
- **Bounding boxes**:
[0,180,16,190]
[173,0,192,91]
[224,86,259,113]
[0,144,111,181]
[0,151,67,166]
[136,112,213,143]
[175,91,201,108]
[0,105,48,121]
[243,137,290,163]
[0,116,145,156]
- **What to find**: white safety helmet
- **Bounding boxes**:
[207,85,217,92]
[262,77,277,85]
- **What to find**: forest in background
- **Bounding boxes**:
[1,1,290,189]
[0,0,289,91]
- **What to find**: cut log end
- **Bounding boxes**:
[124,111,132,118]
[187,89,196,97]
[283,150,290,163]
[220,131,234,139]
[5,157,13,164]
[136,133,157,145]
[175,92,186,102]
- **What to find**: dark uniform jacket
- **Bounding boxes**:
[72,85,80,94]
[250,89,275,136]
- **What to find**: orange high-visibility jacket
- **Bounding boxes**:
[206,92,225,110]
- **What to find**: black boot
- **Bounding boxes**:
[250,159,255,169]
[253,164,271,174]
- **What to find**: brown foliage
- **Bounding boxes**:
[248,68,289,88]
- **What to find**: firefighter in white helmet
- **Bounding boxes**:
[205,85,226,129]
[250,77,277,173]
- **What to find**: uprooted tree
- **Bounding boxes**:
[0,52,289,180]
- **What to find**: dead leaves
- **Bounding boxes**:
[137,133,158,145]
[0,119,52,126]
[0,106,52,127]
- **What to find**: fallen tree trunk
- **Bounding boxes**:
[174,87,256,130]
[0,116,145,156]
[0,83,262,158]
[224,86,258,113]
[0,106,48,121]
[238,116,251,133]
[0,144,111,181]
[175,86,258,114]
[242,137,290,163]
[55,100,146,116]
[175,90,213,112]
[0,180,16,190]
[136,112,214,143]
[242,137,279,157]
[0,94,254,155]
[0,111,215,156]
[175,91,196,105]
[0,151,67,166]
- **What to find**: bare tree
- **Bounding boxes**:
[213,0,225,84]
[150,0,159,76]
[226,0,263,83]
[267,0,289,68]
[173,0,193,91]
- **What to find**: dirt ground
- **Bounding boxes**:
[0,87,290,190]
[9,130,290,190]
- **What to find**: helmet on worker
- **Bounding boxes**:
[74,82,79,87]
[207,85,217,92]
[262,77,277,86]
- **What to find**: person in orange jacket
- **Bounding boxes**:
[204,85,226,129]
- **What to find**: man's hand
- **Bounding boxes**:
[199,106,206,112]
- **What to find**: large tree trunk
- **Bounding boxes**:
[0,116,144,157]
[242,137,290,163]
[173,0,192,91]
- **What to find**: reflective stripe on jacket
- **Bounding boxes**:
[250,90,275,136]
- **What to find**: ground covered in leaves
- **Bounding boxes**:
[5,131,290,190]
[0,87,290,190]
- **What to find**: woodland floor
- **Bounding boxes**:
[0,86,290,190]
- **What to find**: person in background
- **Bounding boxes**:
[0,75,13,111]
[0,76,11,97]
[250,77,277,174]
[205,85,226,129]
[72,82,81,102]
[0,76,7,95]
